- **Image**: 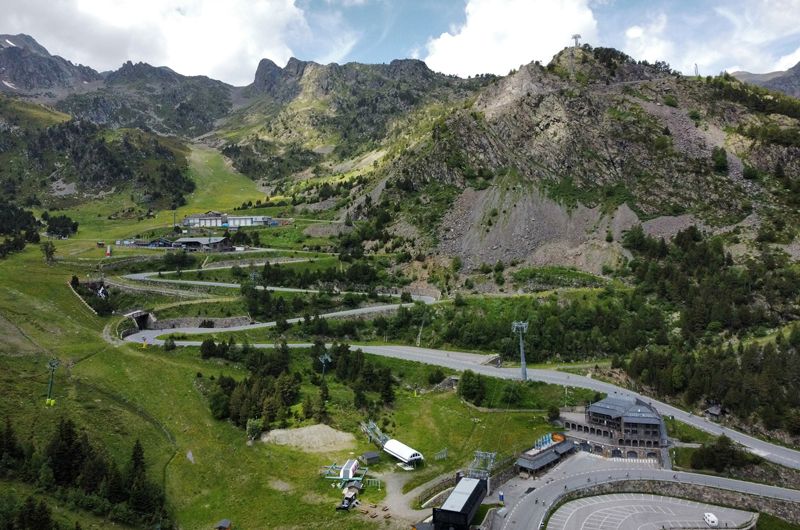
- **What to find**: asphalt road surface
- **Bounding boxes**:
[496,453,800,530]
[546,493,754,530]
[122,270,800,474]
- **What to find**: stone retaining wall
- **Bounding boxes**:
[543,480,800,526]
[148,316,252,330]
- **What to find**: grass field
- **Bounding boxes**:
[0,158,549,529]
[757,514,800,530]
[664,417,717,444]
[53,146,263,253]
[0,143,606,529]
[166,255,343,283]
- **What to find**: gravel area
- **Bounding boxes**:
[260,424,355,452]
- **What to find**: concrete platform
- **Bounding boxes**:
[547,493,755,530]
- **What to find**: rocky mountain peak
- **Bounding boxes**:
[0,33,52,57]
[0,34,100,92]
[105,60,180,85]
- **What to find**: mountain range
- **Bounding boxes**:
[1,33,799,274]
[733,63,800,98]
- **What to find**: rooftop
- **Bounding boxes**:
[173,237,227,244]
[588,396,661,424]
[440,477,481,513]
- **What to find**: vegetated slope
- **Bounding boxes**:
[368,46,800,271]
[0,94,194,208]
[217,57,494,180]
[734,61,800,98]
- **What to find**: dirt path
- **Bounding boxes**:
[101,321,124,347]
[373,468,459,523]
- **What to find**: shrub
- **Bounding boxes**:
[742,165,759,180]
[427,368,446,385]
[711,147,728,173]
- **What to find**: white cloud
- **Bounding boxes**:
[774,46,800,71]
[423,0,598,77]
[705,0,800,73]
[1,0,362,85]
[622,13,673,65]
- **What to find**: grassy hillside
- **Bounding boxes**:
[1,97,195,210]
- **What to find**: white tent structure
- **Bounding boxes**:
[382,439,424,464]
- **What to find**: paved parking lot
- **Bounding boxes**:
[547,493,755,530]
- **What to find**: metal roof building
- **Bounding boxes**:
[172,236,232,252]
[583,396,667,447]
[587,396,662,425]
[516,439,575,473]
[382,439,424,464]
[432,477,487,530]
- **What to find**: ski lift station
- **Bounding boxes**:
[361,420,424,466]
[382,439,424,465]
[430,477,487,530]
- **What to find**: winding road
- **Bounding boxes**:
[120,264,800,524]
[496,452,800,530]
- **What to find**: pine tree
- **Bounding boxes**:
[379,369,394,405]
[302,394,314,420]
[1,417,23,461]
[15,496,38,529]
[103,464,127,504]
[46,418,85,486]
[125,439,146,488]
[353,384,367,410]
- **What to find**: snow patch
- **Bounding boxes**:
[2,80,18,90]
[5,39,16,47]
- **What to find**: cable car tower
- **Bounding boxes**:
[512,321,528,381]
[319,352,332,379]
[45,358,59,406]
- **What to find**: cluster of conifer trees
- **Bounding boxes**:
[623,225,799,342]
[0,203,40,259]
[0,418,167,527]
[202,340,395,434]
[621,225,800,431]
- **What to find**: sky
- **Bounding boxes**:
[3,0,800,85]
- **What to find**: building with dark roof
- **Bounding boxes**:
[563,396,666,449]
[432,477,487,530]
[172,236,231,252]
[360,451,380,465]
[515,439,575,474]
[705,404,724,422]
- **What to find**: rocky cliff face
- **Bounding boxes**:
[0,36,232,136]
[0,33,101,91]
[376,46,799,270]
[58,61,233,136]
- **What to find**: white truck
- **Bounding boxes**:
[704,512,719,527]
